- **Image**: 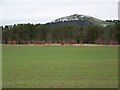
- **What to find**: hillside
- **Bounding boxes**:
[46,14,114,27]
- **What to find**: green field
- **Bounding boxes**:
[2,45,118,88]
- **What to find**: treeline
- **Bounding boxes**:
[2,21,120,45]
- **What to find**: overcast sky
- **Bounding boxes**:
[0,0,119,26]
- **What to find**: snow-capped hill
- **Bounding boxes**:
[52,14,87,23]
[47,14,114,27]
[51,14,104,25]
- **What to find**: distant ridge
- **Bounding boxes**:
[46,14,114,27]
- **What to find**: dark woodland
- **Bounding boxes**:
[2,19,120,45]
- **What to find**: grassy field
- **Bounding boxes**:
[2,45,118,88]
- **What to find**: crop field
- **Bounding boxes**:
[2,45,118,88]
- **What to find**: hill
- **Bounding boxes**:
[46,14,114,27]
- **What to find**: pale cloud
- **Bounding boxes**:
[1,0,119,3]
[0,0,119,25]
